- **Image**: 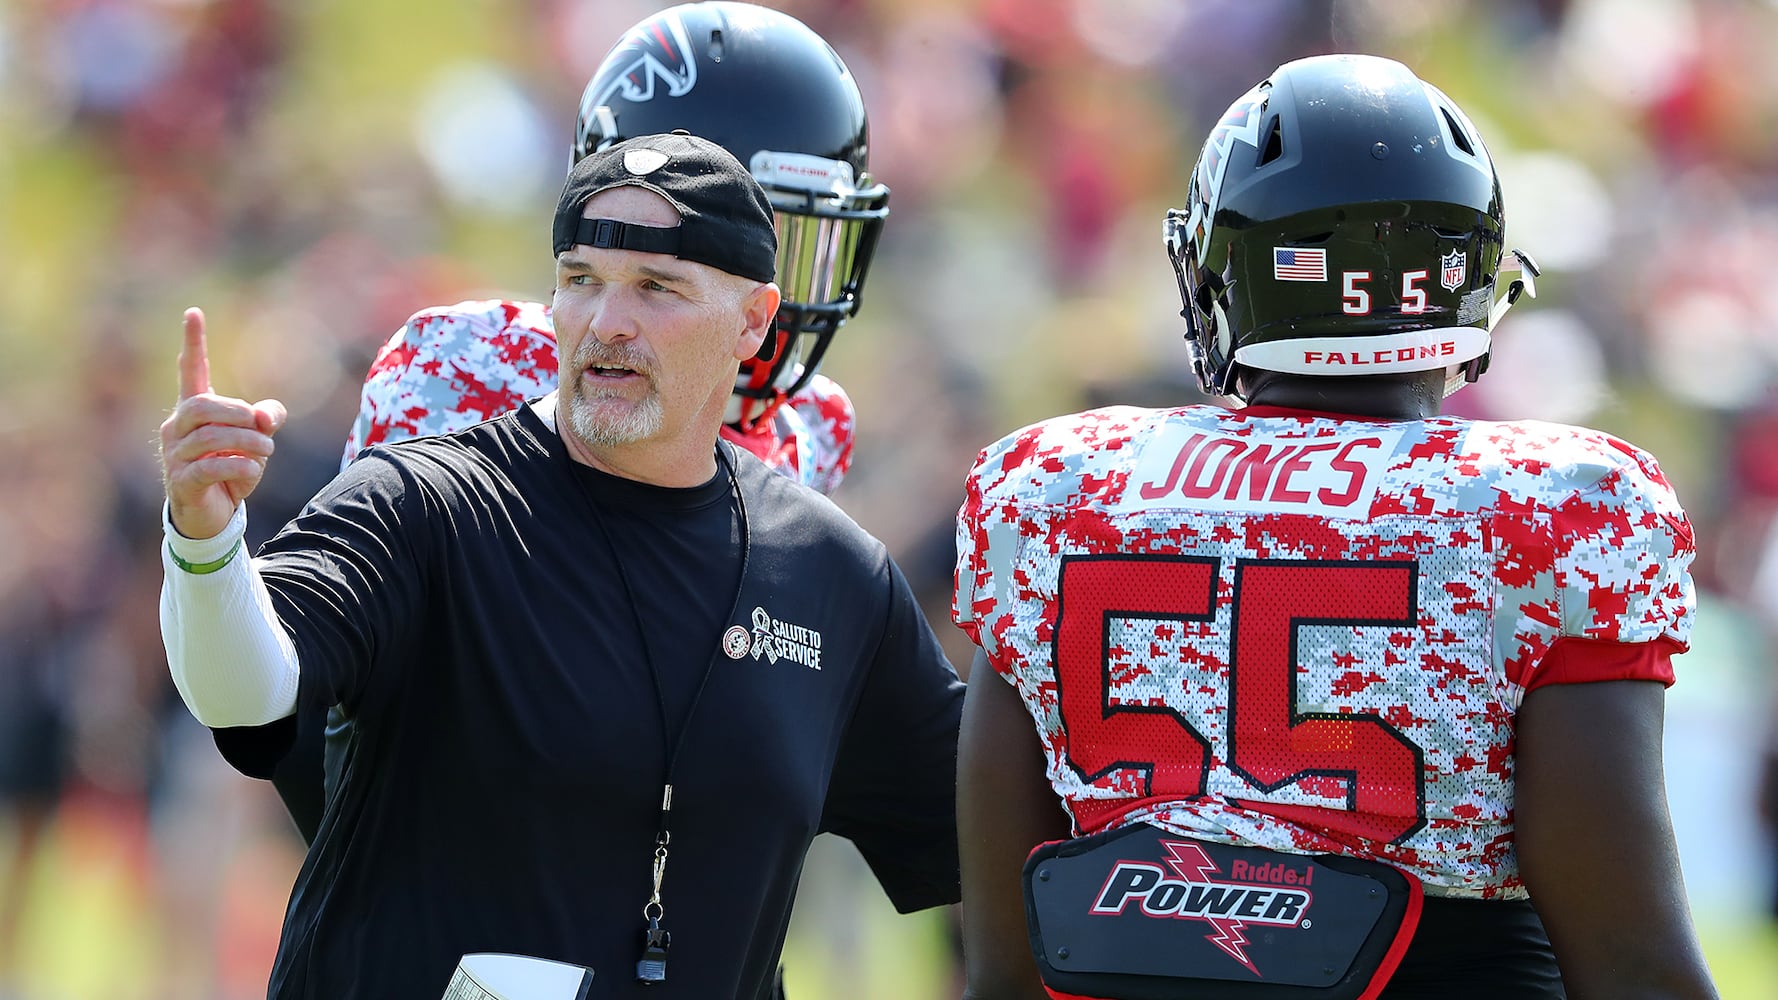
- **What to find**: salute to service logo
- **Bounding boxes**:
[723,607,824,668]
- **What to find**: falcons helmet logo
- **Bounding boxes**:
[583,10,699,115]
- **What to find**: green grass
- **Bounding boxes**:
[4,808,1775,998]
[1699,917,1778,999]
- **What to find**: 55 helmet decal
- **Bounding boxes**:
[575,2,890,431]
[1164,54,1538,400]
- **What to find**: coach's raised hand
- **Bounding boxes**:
[158,308,288,540]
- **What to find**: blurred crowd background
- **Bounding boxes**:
[3,0,1778,996]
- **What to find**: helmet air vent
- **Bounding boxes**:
[1258,115,1284,166]
[1440,106,1475,157]
[708,28,724,63]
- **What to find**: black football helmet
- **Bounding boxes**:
[1165,54,1537,400]
[575,1,888,429]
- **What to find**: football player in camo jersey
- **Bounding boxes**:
[342,0,887,495]
[953,55,1719,1000]
[232,2,888,846]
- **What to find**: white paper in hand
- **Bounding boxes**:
[442,953,594,1000]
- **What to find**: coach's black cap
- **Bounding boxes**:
[552,132,778,284]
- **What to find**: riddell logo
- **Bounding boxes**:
[1090,841,1314,974]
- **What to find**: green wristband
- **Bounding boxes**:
[168,537,243,575]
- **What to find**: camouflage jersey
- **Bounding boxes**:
[953,403,1695,899]
[342,299,856,494]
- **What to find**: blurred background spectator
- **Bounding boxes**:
[2,0,1776,996]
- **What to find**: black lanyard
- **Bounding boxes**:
[569,439,750,984]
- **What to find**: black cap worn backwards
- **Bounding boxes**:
[552,132,778,284]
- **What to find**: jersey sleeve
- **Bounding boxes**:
[1507,442,1697,690]
[820,556,965,912]
[782,373,855,495]
[342,300,557,470]
[952,428,1040,669]
[952,447,992,652]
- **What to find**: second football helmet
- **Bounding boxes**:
[1165,54,1536,400]
[575,1,888,428]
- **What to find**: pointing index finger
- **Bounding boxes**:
[179,307,211,401]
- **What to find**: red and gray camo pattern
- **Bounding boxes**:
[953,404,1695,899]
[341,299,855,494]
[720,373,854,496]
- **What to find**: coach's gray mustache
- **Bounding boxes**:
[573,342,657,379]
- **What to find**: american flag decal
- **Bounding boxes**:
[1273,247,1327,282]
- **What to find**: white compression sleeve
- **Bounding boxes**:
[159,502,301,728]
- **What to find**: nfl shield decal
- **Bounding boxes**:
[1439,249,1467,291]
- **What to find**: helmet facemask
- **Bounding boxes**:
[727,151,889,430]
[1164,197,1235,398]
